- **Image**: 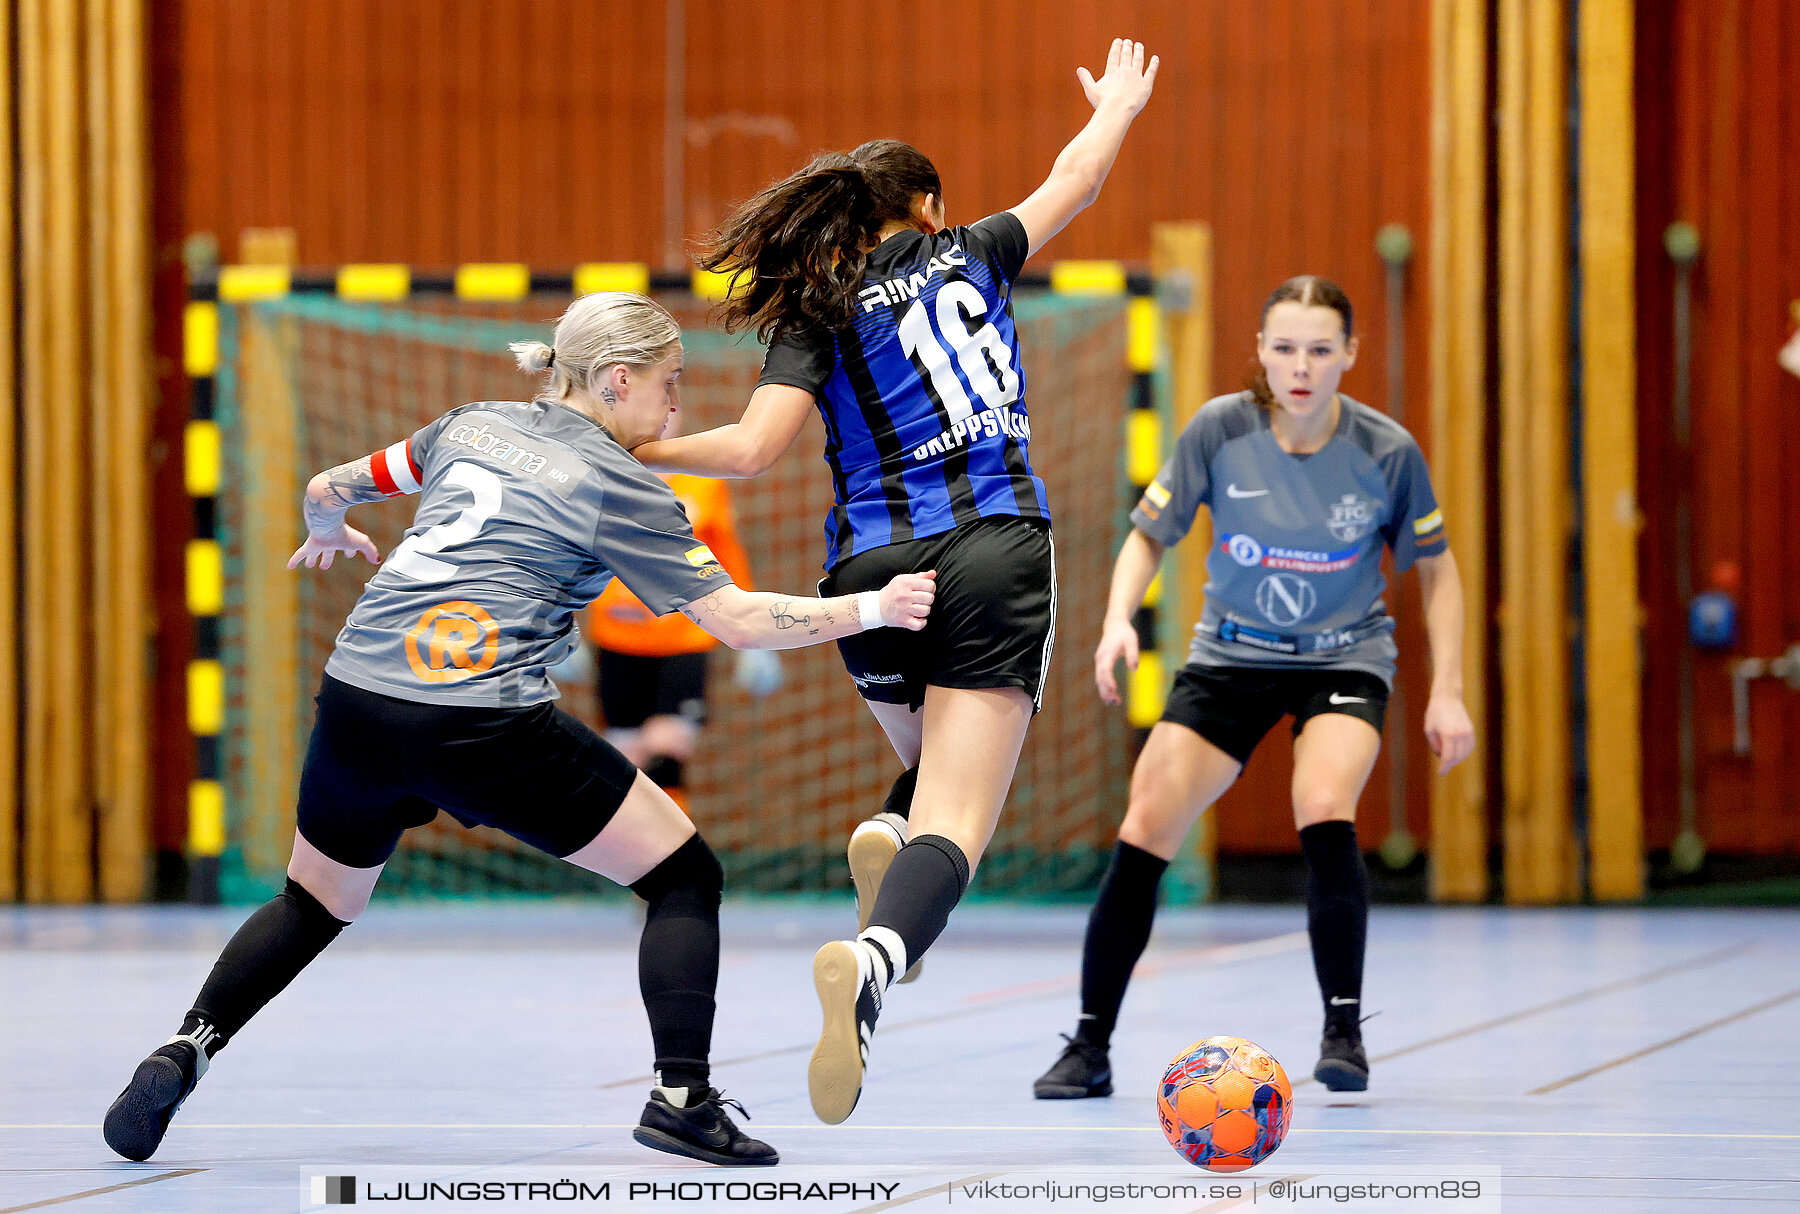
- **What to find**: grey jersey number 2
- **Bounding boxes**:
[325,399,732,708]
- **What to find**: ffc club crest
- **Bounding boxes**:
[1327,493,1375,542]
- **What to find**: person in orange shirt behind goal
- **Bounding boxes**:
[578,460,782,807]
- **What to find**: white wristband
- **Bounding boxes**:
[857,591,885,631]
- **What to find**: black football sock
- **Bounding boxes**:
[882,766,918,822]
[1076,840,1170,1049]
[1300,820,1370,1027]
[859,834,970,995]
[182,876,351,1057]
[631,834,722,1094]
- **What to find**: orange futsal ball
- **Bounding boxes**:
[1157,1035,1293,1171]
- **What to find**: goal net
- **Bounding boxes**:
[214,289,1139,902]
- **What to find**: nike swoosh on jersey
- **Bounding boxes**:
[1328,693,1368,704]
[1226,484,1270,498]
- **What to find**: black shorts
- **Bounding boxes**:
[596,649,709,729]
[1160,664,1389,766]
[822,516,1056,712]
[296,674,641,869]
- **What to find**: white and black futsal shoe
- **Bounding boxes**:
[846,814,922,983]
[103,1034,209,1161]
[807,939,884,1124]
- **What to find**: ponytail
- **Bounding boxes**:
[511,292,681,403]
[699,140,942,342]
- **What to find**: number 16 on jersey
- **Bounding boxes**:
[896,279,1020,427]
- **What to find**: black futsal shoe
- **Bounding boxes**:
[103,1037,206,1161]
[633,1087,778,1166]
[1033,1033,1114,1099]
[1314,1017,1370,1092]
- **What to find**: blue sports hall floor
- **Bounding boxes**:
[3,901,1796,1213]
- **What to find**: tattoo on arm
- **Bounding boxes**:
[304,456,386,535]
[680,590,724,623]
[769,600,809,631]
[323,458,385,506]
[302,496,344,536]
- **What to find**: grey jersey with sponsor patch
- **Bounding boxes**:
[324,399,733,707]
[1130,392,1446,686]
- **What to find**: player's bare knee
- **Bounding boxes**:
[907,805,998,866]
[1122,773,1195,845]
[1293,789,1357,830]
[287,835,378,921]
[1118,807,1186,860]
[289,868,372,923]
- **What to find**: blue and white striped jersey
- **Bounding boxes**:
[757,212,1046,569]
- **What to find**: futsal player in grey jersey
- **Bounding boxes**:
[103,292,935,1168]
[1035,276,1475,1097]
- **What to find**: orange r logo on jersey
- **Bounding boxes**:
[405,600,500,682]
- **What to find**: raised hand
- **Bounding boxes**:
[1077,39,1160,115]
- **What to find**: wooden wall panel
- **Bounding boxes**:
[10,0,152,902]
[1636,0,1800,859]
[0,0,15,901]
[1579,0,1642,900]
[1426,0,1491,901]
[1498,0,1576,903]
[92,0,154,901]
[154,0,1438,859]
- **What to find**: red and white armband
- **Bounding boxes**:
[370,439,423,497]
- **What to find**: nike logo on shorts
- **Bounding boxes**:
[1329,996,1359,1006]
[1328,692,1368,705]
[1226,484,1270,498]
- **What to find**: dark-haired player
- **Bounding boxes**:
[634,40,1159,1123]
[1034,276,1475,1098]
[102,291,934,1166]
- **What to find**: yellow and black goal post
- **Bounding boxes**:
[183,260,1159,904]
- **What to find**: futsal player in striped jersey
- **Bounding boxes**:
[1033,277,1475,1098]
[633,39,1159,1123]
[102,292,935,1166]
